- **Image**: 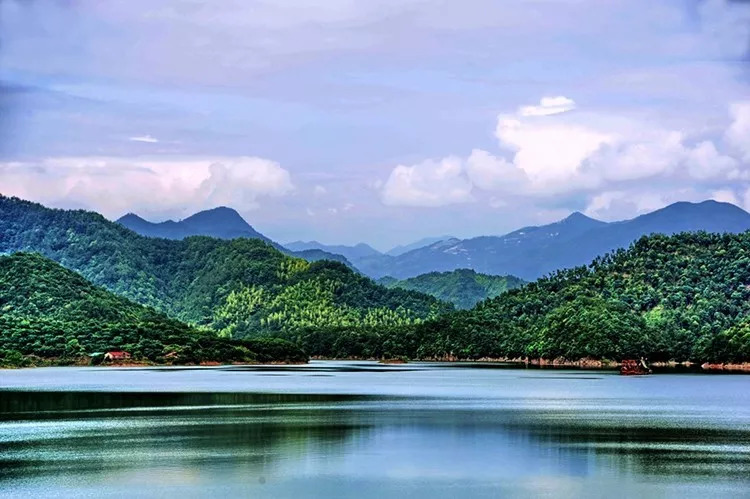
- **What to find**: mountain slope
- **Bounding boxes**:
[367,201,750,280]
[412,231,750,362]
[386,236,454,257]
[368,211,608,279]
[119,208,353,267]
[285,241,382,262]
[511,200,750,279]
[380,269,525,309]
[0,196,451,339]
[0,252,306,365]
[117,207,271,242]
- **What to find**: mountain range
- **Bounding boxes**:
[118,200,750,283]
[363,200,750,280]
[0,196,450,339]
[118,208,353,267]
[284,240,382,263]
[3,194,750,364]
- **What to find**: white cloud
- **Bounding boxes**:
[496,96,748,191]
[584,130,685,182]
[684,140,739,180]
[495,113,612,187]
[196,158,294,209]
[584,190,676,221]
[313,185,327,196]
[381,96,749,211]
[0,156,293,218]
[518,96,576,117]
[129,135,159,143]
[710,188,740,206]
[726,101,750,162]
[381,157,474,207]
[465,149,526,191]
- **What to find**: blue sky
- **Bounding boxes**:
[1,0,749,250]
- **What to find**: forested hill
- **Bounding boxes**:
[0,196,451,339]
[0,253,306,366]
[380,269,525,309]
[414,232,750,363]
[118,208,354,268]
[118,206,272,242]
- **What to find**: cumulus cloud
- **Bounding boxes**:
[581,132,740,184]
[684,141,740,180]
[710,188,740,206]
[583,191,674,221]
[495,114,612,187]
[0,156,293,219]
[518,96,576,117]
[381,95,750,210]
[464,149,526,191]
[381,157,473,207]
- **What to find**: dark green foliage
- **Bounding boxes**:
[7,195,750,364]
[276,232,750,362]
[0,196,450,341]
[381,269,525,309]
[0,253,306,365]
[421,232,750,362]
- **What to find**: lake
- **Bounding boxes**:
[1,361,749,498]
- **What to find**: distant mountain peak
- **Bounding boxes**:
[182,206,250,230]
[559,211,603,226]
[117,213,147,223]
[117,206,269,243]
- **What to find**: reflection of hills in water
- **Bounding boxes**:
[0,391,374,487]
[1,386,749,496]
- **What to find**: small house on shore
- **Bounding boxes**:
[104,351,131,362]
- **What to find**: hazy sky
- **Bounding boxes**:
[1,0,749,249]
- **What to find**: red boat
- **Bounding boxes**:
[620,358,651,375]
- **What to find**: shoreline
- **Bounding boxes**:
[311,355,750,373]
[0,359,310,369]
[4,357,750,373]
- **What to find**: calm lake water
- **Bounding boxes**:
[1,361,749,498]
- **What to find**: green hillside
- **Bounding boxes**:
[380,269,525,309]
[0,253,306,366]
[0,196,451,341]
[279,232,750,363]
[411,232,750,362]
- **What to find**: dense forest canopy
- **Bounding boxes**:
[3,195,750,365]
[380,269,525,309]
[0,252,306,366]
[234,233,750,363]
[409,232,750,363]
[0,196,451,340]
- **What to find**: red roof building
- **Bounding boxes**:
[104,351,132,361]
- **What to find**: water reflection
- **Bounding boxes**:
[0,364,749,498]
